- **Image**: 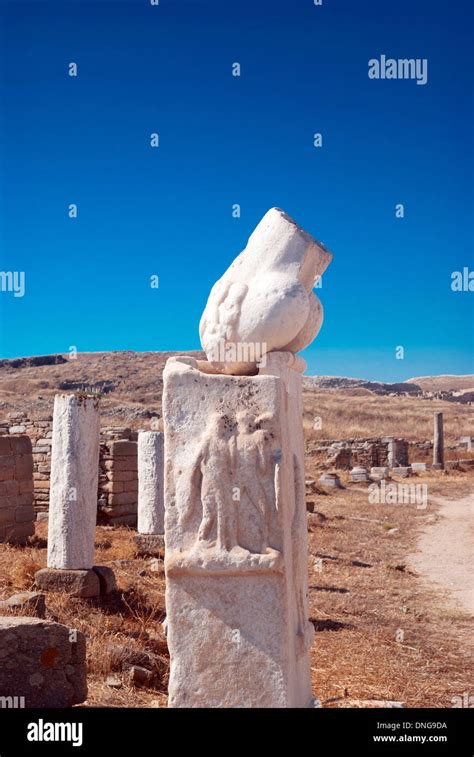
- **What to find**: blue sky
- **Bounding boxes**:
[0,0,472,380]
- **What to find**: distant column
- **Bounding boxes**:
[138,431,164,534]
[433,412,444,469]
[387,438,397,468]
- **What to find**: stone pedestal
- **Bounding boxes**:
[47,394,100,570]
[350,466,369,482]
[35,566,116,598]
[137,431,164,534]
[319,472,343,488]
[163,352,314,708]
[370,466,389,479]
[433,412,444,469]
[0,617,87,707]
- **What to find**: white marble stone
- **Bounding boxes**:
[47,395,100,570]
[137,431,164,535]
[199,208,332,374]
[163,353,315,707]
[350,466,369,482]
[319,472,343,488]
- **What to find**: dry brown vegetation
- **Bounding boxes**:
[303,390,474,445]
[304,466,474,707]
[0,352,472,707]
[406,375,474,392]
[0,525,169,707]
[1,470,472,708]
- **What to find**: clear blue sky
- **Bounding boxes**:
[0,0,472,380]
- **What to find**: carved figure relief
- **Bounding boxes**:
[168,410,284,575]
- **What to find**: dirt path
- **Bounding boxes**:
[409,492,474,617]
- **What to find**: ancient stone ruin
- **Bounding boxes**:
[310,437,409,470]
[0,616,87,707]
[35,394,116,598]
[98,431,139,526]
[135,430,164,556]
[164,207,332,707]
[0,434,35,544]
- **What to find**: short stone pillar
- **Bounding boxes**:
[163,352,315,708]
[0,617,87,707]
[35,394,115,598]
[319,472,343,488]
[135,431,165,556]
[433,412,444,469]
[350,466,369,482]
[387,438,397,468]
[48,394,100,570]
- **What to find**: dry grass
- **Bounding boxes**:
[0,524,169,707]
[0,471,472,707]
[305,465,474,707]
[304,390,474,444]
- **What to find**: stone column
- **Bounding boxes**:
[135,431,164,556]
[163,352,315,708]
[36,394,115,597]
[387,438,397,468]
[433,412,444,469]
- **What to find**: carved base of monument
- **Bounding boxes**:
[134,533,165,557]
[34,566,116,598]
[163,352,315,708]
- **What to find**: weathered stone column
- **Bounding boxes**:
[135,431,164,556]
[433,412,444,469]
[36,394,115,597]
[164,353,315,707]
[47,394,100,570]
[387,438,397,468]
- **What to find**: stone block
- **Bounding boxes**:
[102,481,124,493]
[370,466,389,478]
[0,455,15,468]
[164,352,315,708]
[319,473,343,488]
[108,440,137,457]
[111,470,135,482]
[7,522,35,544]
[0,616,87,707]
[18,479,34,494]
[104,458,137,472]
[15,456,34,480]
[107,492,137,506]
[391,466,412,478]
[0,508,15,527]
[92,566,117,595]
[35,568,100,598]
[9,425,26,434]
[10,436,32,455]
[0,438,12,455]
[123,479,138,493]
[411,462,430,472]
[0,591,46,618]
[350,466,370,482]
[15,505,35,523]
[0,480,19,497]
